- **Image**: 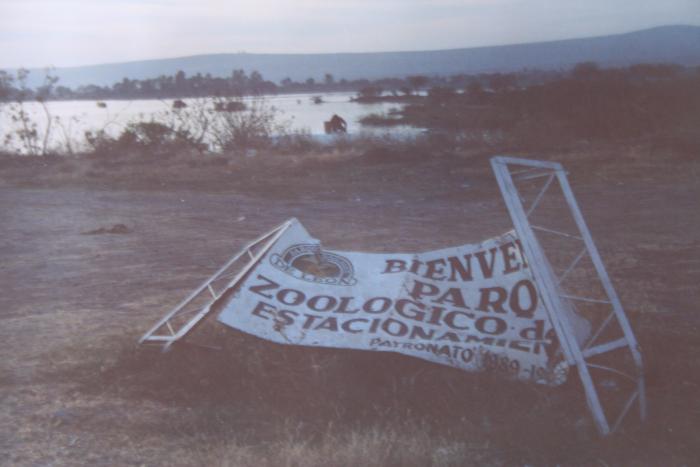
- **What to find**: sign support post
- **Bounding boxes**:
[139,219,294,352]
[491,156,646,435]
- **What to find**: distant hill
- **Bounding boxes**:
[16,25,700,88]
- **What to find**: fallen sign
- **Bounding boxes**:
[217,222,587,386]
[139,156,646,436]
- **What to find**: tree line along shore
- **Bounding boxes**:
[1,62,698,158]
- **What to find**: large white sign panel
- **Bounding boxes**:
[218,219,579,385]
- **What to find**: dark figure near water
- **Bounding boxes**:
[324,114,347,134]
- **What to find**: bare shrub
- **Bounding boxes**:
[53,115,81,155]
[86,118,210,158]
[209,97,290,153]
[4,69,58,156]
[160,98,213,154]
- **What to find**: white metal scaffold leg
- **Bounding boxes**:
[139,219,295,352]
[491,156,646,436]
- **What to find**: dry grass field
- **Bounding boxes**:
[1,142,699,466]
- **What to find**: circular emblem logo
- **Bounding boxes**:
[270,244,357,286]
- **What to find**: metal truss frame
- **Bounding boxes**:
[139,219,294,352]
[491,156,646,435]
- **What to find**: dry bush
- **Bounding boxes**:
[209,98,289,153]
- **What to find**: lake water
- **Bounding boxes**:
[0,92,420,153]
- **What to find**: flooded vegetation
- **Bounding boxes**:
[0,92,421,154]
[2,63,699,158]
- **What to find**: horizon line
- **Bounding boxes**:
[3,23,698,72]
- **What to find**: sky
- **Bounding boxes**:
[1,0,699,69]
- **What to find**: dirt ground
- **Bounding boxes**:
[1,143,699,466]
